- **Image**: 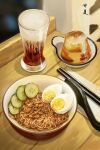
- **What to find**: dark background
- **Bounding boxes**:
[0,0,42,43]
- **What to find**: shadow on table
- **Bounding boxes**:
[90,0,100,14]
[14,55,50,76]
[82,115,100,136]
[2,114,37,143]
[90,0,100,41]
[14,56,33,76]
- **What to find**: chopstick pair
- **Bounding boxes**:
[57,67,100,106]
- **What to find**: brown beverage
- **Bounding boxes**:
[23,41,45,66]
[18,9,49,72]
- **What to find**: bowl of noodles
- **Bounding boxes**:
[3,75,78,139]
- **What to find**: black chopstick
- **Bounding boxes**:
[57,67,100,105]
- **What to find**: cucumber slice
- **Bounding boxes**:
[11,94,22,108]
[25,83,39,98]
[8,103,19,115]
[16,85,27,101]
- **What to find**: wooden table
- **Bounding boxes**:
[0,17,100,150]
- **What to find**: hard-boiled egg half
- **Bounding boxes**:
[42,84,62,103]
[50,93,73,114]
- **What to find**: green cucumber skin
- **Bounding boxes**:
[11,94,22,108]
[8,82,39,115]
[8,103,19,115]
[16,85,27,101]
[25,83,39,98]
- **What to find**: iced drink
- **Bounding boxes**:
[18,9,49,72]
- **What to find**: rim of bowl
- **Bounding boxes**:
[2,75,78,135]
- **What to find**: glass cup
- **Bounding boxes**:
[18,9,49,72]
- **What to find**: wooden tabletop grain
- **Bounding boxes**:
[0,16,100,150]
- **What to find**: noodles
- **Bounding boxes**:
[14,93,69,131]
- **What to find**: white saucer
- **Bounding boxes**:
[52,36,97,68]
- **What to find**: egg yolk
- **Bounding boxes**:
[43,90,56,102]
[52,98,64,110]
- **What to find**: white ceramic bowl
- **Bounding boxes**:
[3,75,77,138]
